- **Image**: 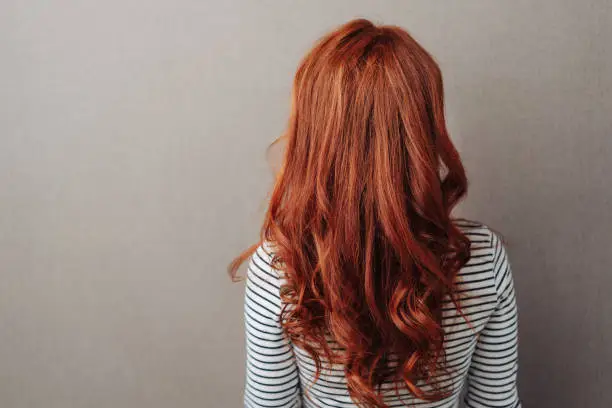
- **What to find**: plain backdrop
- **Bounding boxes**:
[1,1,611,407]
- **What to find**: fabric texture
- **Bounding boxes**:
[243,221,521,408]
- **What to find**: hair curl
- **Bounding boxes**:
[231,19,471,407]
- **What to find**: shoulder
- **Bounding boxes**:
[247,243,281,287]
[244,243,284,316]
[454,219,512,292]
[454,218,504,252]
[454,219,494,246]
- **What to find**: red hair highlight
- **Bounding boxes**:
[231,19,471,407]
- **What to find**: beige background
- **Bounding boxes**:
[1,1,611,407]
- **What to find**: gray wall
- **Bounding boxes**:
[1,1,610,407]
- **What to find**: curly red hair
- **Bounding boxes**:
[231,19,471,407]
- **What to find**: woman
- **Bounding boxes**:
[231,19,520,408]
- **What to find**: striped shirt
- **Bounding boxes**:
[243,221,521,407]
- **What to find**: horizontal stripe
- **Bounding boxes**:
[244,222,521,407]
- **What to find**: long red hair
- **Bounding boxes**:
[231,19,471,407]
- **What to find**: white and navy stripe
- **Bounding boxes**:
[244,221,520,407]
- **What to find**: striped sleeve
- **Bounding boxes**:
[243,246,301,408]
[464,231,521,408]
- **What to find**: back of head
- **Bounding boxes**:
[232,19,471,407]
